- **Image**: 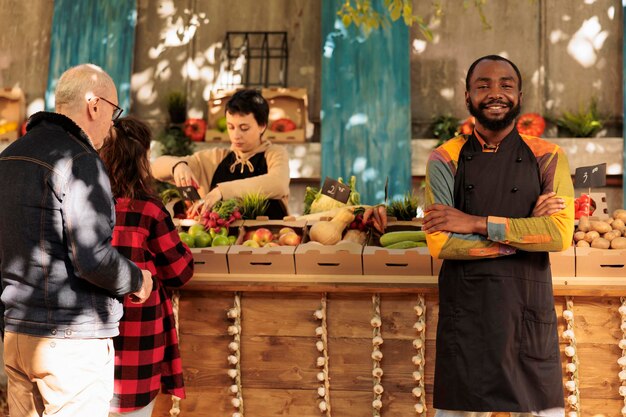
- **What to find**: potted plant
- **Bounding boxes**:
[156,125,193,156]
[430,114,460,146]
[166,91,187,125]
[555,100,603,138]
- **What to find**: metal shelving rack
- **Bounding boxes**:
[221,31,289,89]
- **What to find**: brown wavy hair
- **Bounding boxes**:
[99,116,155,200]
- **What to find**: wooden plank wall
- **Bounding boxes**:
[153,293,624,417]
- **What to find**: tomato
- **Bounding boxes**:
[269,118,297,132]
[516,113,546,137]
[183,118,207,142]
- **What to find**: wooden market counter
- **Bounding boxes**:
[153,275,626,417]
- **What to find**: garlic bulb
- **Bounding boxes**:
[413,321,425,332]
[414,403,424,413]
[228,342,239,352]
[566,363,577,373]
[618,356,626,367]
[567,412,578,417]
[229,384,239,394]
[228,355,238,365]
[316,341,324,352]
[316,371,325,382]
[567,395,578,405]
[412,354,423,365]
[231,397,241,408]
[316,356,326,367]
[412,338,423,349]
[318,401,328,412]
[412,387,423,397]
[314,309,324,320]
[372,399,383,410]
[414,305,424,316]
[618,385,626,396]
[619,305,626,316]
[317,386,326,397]
[412,371,422,381]
[371,350,383,361]
[372,336,384,346]
[373,384,384,395]
[562,329,574,340]
[315,326,324,336]
[619,370,626,381]
[372,367,384,378]
[565,380,577,392]
[233,413,242,417]
[621,321,626,332]
[370,316,382,328]
[619,339,626,349]
[564,346,576,357]
[227,325,239,335]
[227,369,238,379]
[227,308,239,319]
[563,309,574,320]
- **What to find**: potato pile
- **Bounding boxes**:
[573,209,626,249]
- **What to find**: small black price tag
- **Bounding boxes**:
[320,177,351,204]
[574,163,606,188]
[177,186,201,201]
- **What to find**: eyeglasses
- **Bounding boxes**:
[97,96,123,121]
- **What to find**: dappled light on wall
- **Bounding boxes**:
[567,16,608,68]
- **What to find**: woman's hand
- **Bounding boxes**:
[187,188,223,217]
[172,161,199,188]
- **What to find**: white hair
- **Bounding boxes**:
[54,63,116,111]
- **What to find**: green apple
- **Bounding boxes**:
[179,232,195,248]
[216,116,227,132]
[188,224,206,237]
[242,239,260,248]
[211,235,230,247]
[210,226,228,239]
[194,231,212,248]
[228,235,237,245]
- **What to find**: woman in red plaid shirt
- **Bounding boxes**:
[100,117,194,416]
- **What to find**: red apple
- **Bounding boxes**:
[242,230,255,242]
[278,232,301,246]
[278,227,295,236]
[252,228,274,246]
[264,241,280,247]
[242,239,260,248]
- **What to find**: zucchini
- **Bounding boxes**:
[385,240,427,249]
[380,230,426,247]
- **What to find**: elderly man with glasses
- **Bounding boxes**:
[0,63,153,417]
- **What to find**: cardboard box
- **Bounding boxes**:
[433,247,577,277]
[0,87,25,142]
[362,220,431,276]
[187,222,243,275]
[205,89,233,142]
[263,88,308,143]
[227,218,306,274]
[575,247,626,277]
[549,246,575,277]
[205,87,309,143]
[294,221,364,275]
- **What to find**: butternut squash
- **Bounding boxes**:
[308,208,355,245]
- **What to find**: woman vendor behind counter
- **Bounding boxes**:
[152,89,290,219]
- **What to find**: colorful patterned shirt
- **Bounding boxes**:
[110,197,194,412]
[425,133,575,260]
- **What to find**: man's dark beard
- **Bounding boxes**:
[468,99,521,132]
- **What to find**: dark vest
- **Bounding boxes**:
[210,151,287,220]
[433,130,564,412]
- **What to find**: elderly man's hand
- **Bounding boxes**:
[129,270,153,304]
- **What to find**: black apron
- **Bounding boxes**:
[210,151,288,220]
[433,130,564,412]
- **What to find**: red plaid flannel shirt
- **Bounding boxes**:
[110,197,193,412]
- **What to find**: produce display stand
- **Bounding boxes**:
[153,272,626,417]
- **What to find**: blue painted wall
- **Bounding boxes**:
[321,0,411,204]
[46,0,137,112]
[623,3,626,208]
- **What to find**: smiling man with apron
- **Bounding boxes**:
[423,55,575,417]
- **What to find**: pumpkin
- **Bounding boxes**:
[516,113,546,137]
[183,118,207,142]
[269,118,297,132]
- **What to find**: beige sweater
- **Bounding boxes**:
[154,142,291,213]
